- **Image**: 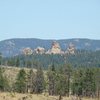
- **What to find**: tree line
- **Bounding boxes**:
[0,64,100,100]
[1,50,100,69]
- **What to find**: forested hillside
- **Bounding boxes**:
[0,38,100,56]
[0,64,100,100]
[0,44,100,99]
[0,50,100,69]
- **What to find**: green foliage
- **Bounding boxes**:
[72,68,84,96]
[15,57,20,67]
[27,69,35,93]
[0,67,9,91]
[14,69,27,93]
[47,64,72,96]
[2,50,100,69]
[7,58,15,66]
[34,67,45,94]
[83,68,96,96]
[0,53,2,65]
[47,64,57,95]
[55,73,67,96]
[72,68,96,97]
[94,68,100,99]
[0,51,100,99]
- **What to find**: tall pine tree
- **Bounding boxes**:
[34,67,45,94]
[14,69,27,93]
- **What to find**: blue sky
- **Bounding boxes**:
[0,0,100,41]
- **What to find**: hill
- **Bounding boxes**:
[1,50,100,69]
[0,38,100,56]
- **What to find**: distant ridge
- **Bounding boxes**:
[0,38,100,57]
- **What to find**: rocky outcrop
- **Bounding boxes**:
[0,38,100,57]
[22,47,33,55]
[21,42,76,55]
[34,47,45,54]
[65,43,75,54]
[46,41,64,54]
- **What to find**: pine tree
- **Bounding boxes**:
[72,68,84,98]
[0,68,9,92]
[47,64,56,95]
[15,57,20,67]
[14,69,27,93]
[34,67,45,94]
[94,68,100,100]
[27,69,35,93]
[72,68,96,98]
[83,68,96,97]
[0,53,2,65]
[62,64,72,96]
[55,72,67,97]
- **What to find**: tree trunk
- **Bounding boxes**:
[97,90,100,100]
[59,94,62,100]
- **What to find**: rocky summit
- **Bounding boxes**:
[65,43,76,54]
[46,41,63,54]
[21,41,75,55]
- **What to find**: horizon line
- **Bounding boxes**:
[0,37,100,42]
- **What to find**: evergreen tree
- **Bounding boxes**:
[47,64,56,95]
[55,72,67,96]
[94,68,100,100]
[34,67,45,94]
[83,68,96,97]
[0,53,3,65]
[62,64,72,96]
[7,58,15,66]
[14,69,27,93]
[72,68,84,97]
[72,68,96,98]
[0,68,9,91]
[27,69,35,93]
[15,57,20,67]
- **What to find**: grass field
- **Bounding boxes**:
[0,92,98,100]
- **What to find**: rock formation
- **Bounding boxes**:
[34,47,45,54]
[46,41,64,54]
[65,43,75,54]
[21,42,76,55]
[22,47,33,55]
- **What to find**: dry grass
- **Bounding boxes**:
[1,66,37,85]
[0,92,60,100]
[0,92,98,100]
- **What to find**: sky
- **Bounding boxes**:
[0,0,100,41]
